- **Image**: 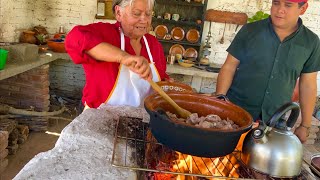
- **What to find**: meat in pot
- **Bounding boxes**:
[166,112,239,130]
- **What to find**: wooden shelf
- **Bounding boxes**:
[156,0,205,7]
[153,0,208,60]
[159,39,201,47]
[152,18,201,28]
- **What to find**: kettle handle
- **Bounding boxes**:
[267,102,300,128]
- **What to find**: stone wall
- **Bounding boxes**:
[49,59,85,99]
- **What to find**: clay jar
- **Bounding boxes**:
[20,30,37,44]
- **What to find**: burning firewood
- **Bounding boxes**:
[145,129,244,179]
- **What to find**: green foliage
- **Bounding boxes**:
[248,11,270,23]
[36,34,47,45]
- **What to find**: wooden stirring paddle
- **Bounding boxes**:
[148,80,192,119]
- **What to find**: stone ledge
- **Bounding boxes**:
[166,64,218,79]
[0,52,70,81]
[0,52,217,81]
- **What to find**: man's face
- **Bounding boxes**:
[115,0,152,39]
[270,0,308,29]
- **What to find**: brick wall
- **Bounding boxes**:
[49,59,85,99]
[0,65,50,111]
[0,0,35,42]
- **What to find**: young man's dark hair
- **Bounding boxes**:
[298,2,306,7]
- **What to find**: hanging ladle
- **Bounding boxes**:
[148,80,192,118]
[219,22,227,44]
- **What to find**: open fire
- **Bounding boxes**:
[111,117,313,180]
[145,130,250,180]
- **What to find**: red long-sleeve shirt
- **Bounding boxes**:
[65,22,168,108]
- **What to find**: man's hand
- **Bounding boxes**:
[294,125,309,143]
[119,54,152,81]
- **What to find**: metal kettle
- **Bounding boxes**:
[242,102,303,178]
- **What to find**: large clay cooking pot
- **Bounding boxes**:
[20,31,37,44]
[144,93,253,158]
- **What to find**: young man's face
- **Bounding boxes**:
[270,0,308,30]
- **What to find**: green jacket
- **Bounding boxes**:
[227,17,320,122]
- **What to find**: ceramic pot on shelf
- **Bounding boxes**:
[20,30,37,44]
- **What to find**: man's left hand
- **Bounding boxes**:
[294,126,309,143]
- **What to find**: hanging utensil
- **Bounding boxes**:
[219,22,227,44]
[235,24,240,32]
[148,80,192,118]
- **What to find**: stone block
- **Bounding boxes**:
[1,43,39,63]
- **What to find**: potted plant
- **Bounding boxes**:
[247,11,269,23]
[36,34,48,52]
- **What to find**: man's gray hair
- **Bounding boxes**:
[112,0,155,14]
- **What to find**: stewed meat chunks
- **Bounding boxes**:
[166,112,239,130]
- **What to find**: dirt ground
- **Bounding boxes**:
[0,118,71,180]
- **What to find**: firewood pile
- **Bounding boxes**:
[0,103,68,132]
[0,119,29,173]
[15,117,48,132]
[0,102,68,173]
[0,131,9,173]
[0,119,30,155]
[0,119,30,173]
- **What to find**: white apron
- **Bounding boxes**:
[85,29,161,110]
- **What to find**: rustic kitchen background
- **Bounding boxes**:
[0,0,320,94]
[0,0,320,178]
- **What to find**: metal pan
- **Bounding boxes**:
[144,93,253,158]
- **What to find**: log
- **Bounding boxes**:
[17,125,29,136]
[18,136,27,144]
[0,158,8,173]
[0,119,17,133]
[0,131,9,140]
[0,149,8,160]
[0,115,23,119]
[47,116,73,122]
[7,144,19,155]
[0,103,67,116]
[8,128,19,142]
[0,139,8,151]
[15,117,48,132]
[0,131,9,149]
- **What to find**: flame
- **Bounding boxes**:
[148,125,256,180]
[171,132,250,180]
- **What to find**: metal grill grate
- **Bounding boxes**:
[111,117,315,180]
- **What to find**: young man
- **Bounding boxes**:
[216,0,320,143]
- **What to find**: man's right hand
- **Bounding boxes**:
[118,54,152,81]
